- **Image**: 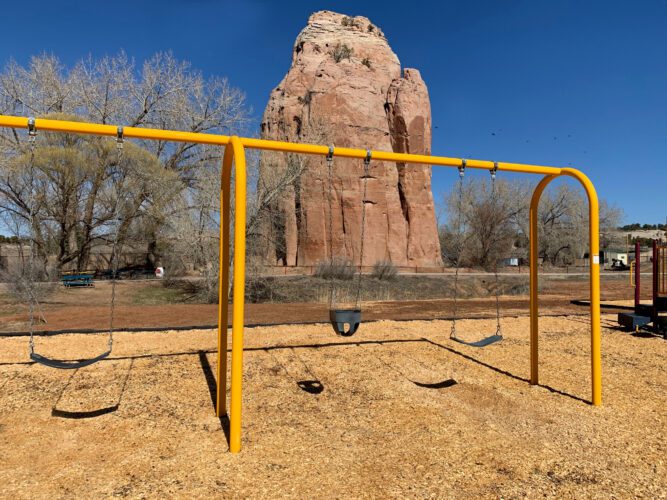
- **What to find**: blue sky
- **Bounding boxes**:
[1,0,666,224]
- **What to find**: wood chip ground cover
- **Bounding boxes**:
[0,314,664,497]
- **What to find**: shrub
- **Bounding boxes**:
[371,261,398,281]
[331,43,354,63]
[0,266,57,303]
[297,91,313,105]
[161,276,218,303]
[245,277,275,303]
[362,57,372,69]
[341,16,362,28]
[315,258,356,280]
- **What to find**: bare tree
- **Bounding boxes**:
[0,113,180,272]
[442,178,531,268]
[524,183,621,265]
[442,178,621,268]
[0,52,250,274]
[252,118,332,266]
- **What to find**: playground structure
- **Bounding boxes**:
[0,114,602,454]
[618,240,667,336]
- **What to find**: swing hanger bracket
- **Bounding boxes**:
[490,161,498,179]
[116,126,124,149]
[364,149,372,166]
[458,159,466,178]
[27,117,37,138]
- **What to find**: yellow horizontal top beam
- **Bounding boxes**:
[0,114,563,176]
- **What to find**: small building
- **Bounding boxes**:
[602,249,628,267]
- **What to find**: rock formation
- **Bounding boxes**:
[258,10,442,267]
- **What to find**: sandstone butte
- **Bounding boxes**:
[258,10,442,268]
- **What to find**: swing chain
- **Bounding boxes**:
[450,159,466,338]
[27,118,37,354]
[490,162,502,336]
[107,126,125,350]
[355,150,371,308]
[326,146,336,308]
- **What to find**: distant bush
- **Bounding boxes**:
[371,261,398,281]
[0,266,57,303]
[362,57,372,69]
[245,277,275,303]
[161,277,218,303]
[331,43,354,63]
[315,258,356,280]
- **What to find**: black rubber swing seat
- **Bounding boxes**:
[329,309,361,337]
[30,350,111,370]
[451,333,503,348]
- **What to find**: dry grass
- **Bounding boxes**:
[0,314,664,498]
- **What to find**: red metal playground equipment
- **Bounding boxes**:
[618,240,667,338]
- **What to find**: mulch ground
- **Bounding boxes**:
[0,314,664,497]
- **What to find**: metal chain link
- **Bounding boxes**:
[355,151,371,309]
[450,160,466,339]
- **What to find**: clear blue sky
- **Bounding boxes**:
[2,0,666,224]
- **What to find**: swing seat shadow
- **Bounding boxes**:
[52,405,119,419]
[297,379,324,394]
[422,337,590,404]
[412,378,457,389]
[197,351,231,446]
[51,359,134,419]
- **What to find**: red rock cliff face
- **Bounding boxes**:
[258,10,441,267]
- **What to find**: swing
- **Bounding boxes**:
[25,121,124,369]
[449,160,504,348]
[325,148,371,337]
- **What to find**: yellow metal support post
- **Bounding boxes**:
[529,175,556,385]
[216,143,235,418]
[223,137,247,453]
[529,170,601,406]
[562,168,602,407]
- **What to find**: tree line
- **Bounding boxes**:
[439,177,622,268]
[619,223,665,231]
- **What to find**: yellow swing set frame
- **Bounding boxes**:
[0,115,602,453]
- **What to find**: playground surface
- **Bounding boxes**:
[1,314,664,497]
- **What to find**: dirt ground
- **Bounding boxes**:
[0,272,645,333]
[0,313,664,498]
